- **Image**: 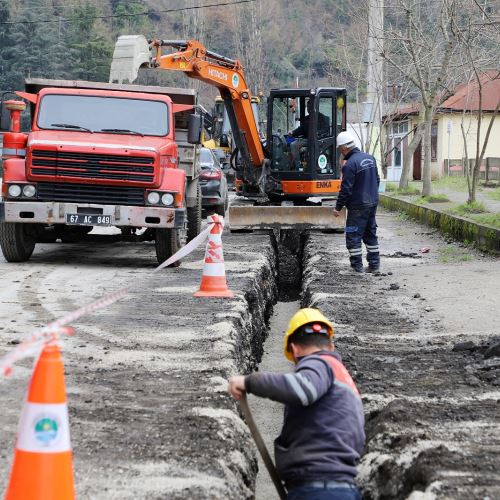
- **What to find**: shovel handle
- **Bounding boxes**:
[239,394,287,500]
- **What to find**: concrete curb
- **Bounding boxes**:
[379,194,500,252]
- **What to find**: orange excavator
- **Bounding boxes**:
[110,36,347,229]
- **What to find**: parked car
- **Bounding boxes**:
[199,147,228,216]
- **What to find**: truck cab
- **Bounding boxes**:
[0,79,203,264]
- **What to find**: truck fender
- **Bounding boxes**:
[3,158,27,182]
[160,168,186,206]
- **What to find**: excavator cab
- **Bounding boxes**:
[266,88,346,201]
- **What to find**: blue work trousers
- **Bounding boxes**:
[345,205,379,270]
[287,483,362,500]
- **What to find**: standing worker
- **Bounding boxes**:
[228,308,365,500]
[333,131,380,273]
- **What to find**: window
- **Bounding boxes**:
[317,97,333,138]
[431,121,438,161]
[38,94,169,136]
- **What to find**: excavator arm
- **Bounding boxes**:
[151,39,266,191]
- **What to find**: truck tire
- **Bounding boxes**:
[155,228,182,267]
[0,222,37,262]
[187,182,202,242]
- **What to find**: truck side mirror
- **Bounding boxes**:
[0,101,11,131]
[188,114,203,144]
[220,133,229,148]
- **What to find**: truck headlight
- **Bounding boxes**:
[161,193,174,206]
[147,192,160,204]
[22,185,36,198]
[8,185,21,197]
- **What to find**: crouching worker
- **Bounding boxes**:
[228,308,365,500]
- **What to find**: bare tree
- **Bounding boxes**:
[374,0,463,195]
[453,3,500,203]
[230,1,267,95]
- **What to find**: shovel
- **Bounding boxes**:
[239,394,287,500]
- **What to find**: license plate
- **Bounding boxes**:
[66,214,112,226]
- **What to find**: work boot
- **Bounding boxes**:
[351,265,364,274]
[365,266,380,274]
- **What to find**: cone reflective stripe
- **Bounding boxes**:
[194,215,234,298]
[5,344,75,500]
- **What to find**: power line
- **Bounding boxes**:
[0,0,256,25]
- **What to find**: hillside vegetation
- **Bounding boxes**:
[0,0,361,106]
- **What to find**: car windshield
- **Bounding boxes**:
[37,94,169,136]
[200,148,216,166]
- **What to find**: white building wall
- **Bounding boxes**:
[436,113,500,176]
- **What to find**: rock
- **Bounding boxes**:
[424,306,433,312]
[452,341,476,352]
[7,339,20,345]
[390,283,400,290]
[388,271,393,275]
[413,293,421,298]
[484,342,500,359]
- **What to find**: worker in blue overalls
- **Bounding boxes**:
[333,131,380,273]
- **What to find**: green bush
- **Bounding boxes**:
[416,194,450,204]
[450,201,487,215]
[433,176,468,191]
[397,186,421,195]
[471,213,500,229]
[485,187,500,201]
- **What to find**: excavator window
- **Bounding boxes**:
[316,96,335,175]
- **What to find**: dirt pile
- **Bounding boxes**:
[0,232,278,499]
[302,221,500,499]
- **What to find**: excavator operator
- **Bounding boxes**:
[288,99,330,171]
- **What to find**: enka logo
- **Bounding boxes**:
[208,68,228,81]
[316,181,332,189]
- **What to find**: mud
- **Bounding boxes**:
[0,231,278,499]
[0,207,499,499]
[302,210,500,499]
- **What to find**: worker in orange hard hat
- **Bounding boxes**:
[228,308,365,499]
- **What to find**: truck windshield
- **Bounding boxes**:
[37,94,169,136]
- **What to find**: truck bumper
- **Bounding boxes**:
[0,201,185,229]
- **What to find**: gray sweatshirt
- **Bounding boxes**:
[245,350,365,484]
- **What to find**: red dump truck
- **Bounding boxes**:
[0,79,203,264]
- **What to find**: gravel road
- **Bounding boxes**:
[0,205,498,499]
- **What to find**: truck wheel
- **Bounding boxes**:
[187,183,202,242]
[155,228,182,267]
[0,222,37,262]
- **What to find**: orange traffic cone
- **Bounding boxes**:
[194,215,234,298]
[5,344,75,500]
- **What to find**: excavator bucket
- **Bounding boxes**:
[109,35,151,84]
[228,205,346,231]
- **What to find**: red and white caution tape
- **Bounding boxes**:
[0,216,223,377]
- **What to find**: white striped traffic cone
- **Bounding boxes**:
[5,344,75,500]
[194,215,234,298]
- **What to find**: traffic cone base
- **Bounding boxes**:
[5,345,75,500]
[194,215,234,298]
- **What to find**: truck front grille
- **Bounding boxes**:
[30,150,155,183]
[37,182,145,206]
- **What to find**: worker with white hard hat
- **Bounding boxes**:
[334,131,380,273]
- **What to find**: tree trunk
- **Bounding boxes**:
[421,106,433,196]
[399,121,424,189]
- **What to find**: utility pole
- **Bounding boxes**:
[366,0,384,155]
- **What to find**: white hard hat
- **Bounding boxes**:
[336,131,356,148]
